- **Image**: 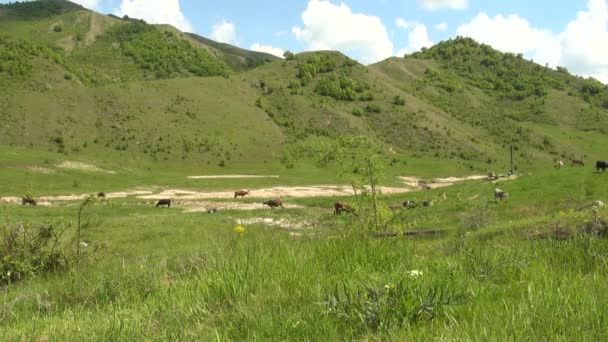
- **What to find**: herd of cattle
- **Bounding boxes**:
[17,159,607,210]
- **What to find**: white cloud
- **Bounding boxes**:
[559,0,608,81]
[396,18,412,29]
[435,22,449,32]
[210,20,237,45]
[71,0,101,9]
[419,0,468,11]
[116,0,193,32]
[397,23,434,55]
[457,13,555,57]
[251,43,285,58]
[455,1,608,83]
[292,0,393,64]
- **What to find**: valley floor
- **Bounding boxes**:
[1,147,608,340]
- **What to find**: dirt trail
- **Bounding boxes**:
[85,13,101,45]
[188,175,280,179]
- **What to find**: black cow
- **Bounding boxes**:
[156,199,172,208]
[263,199,283,209]
[97,192,107,199]
[22,197,37,206]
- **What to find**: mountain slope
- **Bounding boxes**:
[1,2,608,173]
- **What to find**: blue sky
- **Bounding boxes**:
[3,0,607,82]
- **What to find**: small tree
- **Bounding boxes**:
[283,50,295,60]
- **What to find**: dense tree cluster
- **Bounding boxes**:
[105,22,231,79]
[314,74,371,101]
[0,0,81,19]
[296,54,337,85]
[413,37,557,100]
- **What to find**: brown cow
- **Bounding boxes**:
[334,201,355,215]
[572,159,585,167]
[234,190,250,198]
[22,197,37,206]
[97,192,107,199]
[263,199,283,209]
[156,199,172,208]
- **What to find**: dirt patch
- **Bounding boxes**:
[56,161,115,174]
[235,217,315,230]
[26,166,56,174]
[0,197,53,207]
[183,201,304,212]
[85,13,100,45]
[139,185,412,201]
[188,175,280,179]
[399,175,488,189]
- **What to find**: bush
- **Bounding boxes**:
[393,95,406,106]
[53,25,63,32]
[1,222,76,285]
[365,104,381,113]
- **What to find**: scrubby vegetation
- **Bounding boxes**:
[103,22,231,79]
[0,0,82,20]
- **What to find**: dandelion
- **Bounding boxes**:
[234,225,246,235]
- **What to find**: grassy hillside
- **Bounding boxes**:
[1,2,608,176]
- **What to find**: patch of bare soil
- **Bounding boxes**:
[26,166,56,174]
[183,201,304,212]
[188,175,280,179]
[399,175,489,189]
[85,13,101,45]
[56,161,115,174]
[235,217,315,230]
[139,185,412,201]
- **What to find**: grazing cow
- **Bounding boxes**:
[494,189,508,202]
[207,208,218,214]
[22,197,37,206]
[597,161,608,173]
[263,199,283,209]
[97,192,107,199]
[156,199,172,208]
[423,200,434,207]
[334,201,355,215]
[572,159,585,167]
[403,200,417,209]
[234,190,250,198]
[487,171,498,180]
[555,160,564,169]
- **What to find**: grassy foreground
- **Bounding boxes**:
[1,165,608,340]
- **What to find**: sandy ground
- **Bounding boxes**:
[188,175,280,179]
[56,161,116,174]
[1,174,516,210]
[235,217,315,230]
[26,166,56,174]
[138,185,413,201]
[183,201,304,212]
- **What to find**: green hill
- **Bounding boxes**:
[1,1,608,175]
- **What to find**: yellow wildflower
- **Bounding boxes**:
[234,225,246,234]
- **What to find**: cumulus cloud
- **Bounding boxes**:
[559,0,608,81]
[292,0,393,64]
[419,0,468,11]
[210,20,237,45]
[396,23,434,55]
[435,22,449,32]
[456,0,608,83]
[116,0,193,32]
[457,13,556,58]
[251,43,285,58]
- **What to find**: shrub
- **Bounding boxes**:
[393,95,406,106]
[53,25,63,32]
[365,104,381,113]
